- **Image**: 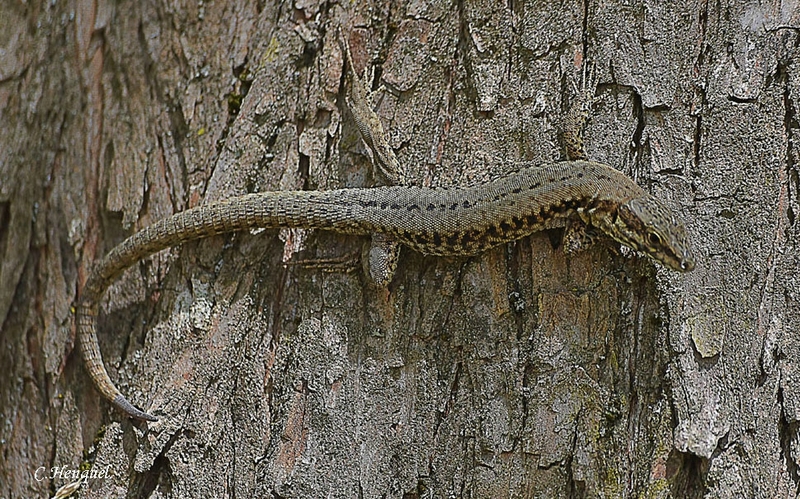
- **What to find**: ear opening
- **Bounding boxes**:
[615,201,636,226]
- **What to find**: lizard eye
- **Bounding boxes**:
[648,232,662,246]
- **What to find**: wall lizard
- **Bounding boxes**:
[76,36,695,422]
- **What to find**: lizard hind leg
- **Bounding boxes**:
[339,29,404,287]
[365,233,400,287]
[338,29,402,186]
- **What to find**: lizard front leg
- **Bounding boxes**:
[562,61,600,162]
[562,61,604,252]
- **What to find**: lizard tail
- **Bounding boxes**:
[76,301,158,421]
[76,191,355,421]
[76,194,271,421]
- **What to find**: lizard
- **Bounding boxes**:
[76,36,695,423]
[339,32,406,286]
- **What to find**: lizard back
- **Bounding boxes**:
[218,160,646,255]
[77,159,692,421]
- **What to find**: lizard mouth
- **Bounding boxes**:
[655,246,695,272]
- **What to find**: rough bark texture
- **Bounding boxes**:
[1,0,798,498]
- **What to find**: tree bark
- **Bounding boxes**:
[1,0,798,497]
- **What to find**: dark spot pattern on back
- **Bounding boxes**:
[460,231,478,247]
[551,202,569,214]
[525,214,541,226]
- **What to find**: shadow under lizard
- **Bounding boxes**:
[76,38,695,423]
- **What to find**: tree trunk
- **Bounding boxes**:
[1,0,798,497]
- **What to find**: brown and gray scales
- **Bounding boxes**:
[76,41,695,422]
[77,161,694,421]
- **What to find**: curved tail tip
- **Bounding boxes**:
[113,394,159,422]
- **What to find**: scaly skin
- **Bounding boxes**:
[77,160,694,421]
[77,36,695,422]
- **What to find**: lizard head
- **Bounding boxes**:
[593,195,695,272]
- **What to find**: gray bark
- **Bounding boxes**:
[1,0,798,498]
